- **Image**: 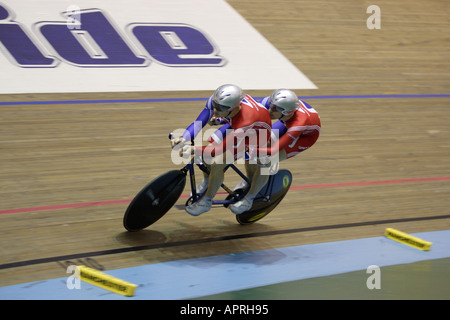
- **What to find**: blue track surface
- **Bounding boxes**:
[0,230,449,300]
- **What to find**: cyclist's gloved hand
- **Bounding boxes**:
[248,146,270,167]
[208,116,223,126]
[179,145,194,158]
[171,136,186,149]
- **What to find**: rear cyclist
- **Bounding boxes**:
[252,89,321,165]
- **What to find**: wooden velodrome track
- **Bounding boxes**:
[1,0,449,291]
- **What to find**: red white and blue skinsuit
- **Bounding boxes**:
[181,94,320,160]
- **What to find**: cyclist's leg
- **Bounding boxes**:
[185,151,228,216]
[194,164,210,195]
[195,127,224,194]
[233,160,254,191]
[230,162,269,214]
[279,149,287,162]
[205,151,229,199]
[230,165,267,214]
[246,164,270,199]
[230,149,287,214]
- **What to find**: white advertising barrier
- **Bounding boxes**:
[0,0,316,94]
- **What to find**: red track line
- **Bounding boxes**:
[1,176,449,215]
[289,176,450,190]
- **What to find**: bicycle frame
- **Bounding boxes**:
[170,133,276,207]
[180,157,274,206]
[124,134,292,231]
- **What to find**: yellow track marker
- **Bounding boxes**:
[385,228,432,251]
[77,265,137,297]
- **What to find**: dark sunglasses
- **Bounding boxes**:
[269,103,292,116]
[213,100,232,112]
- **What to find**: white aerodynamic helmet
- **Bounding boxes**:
[268,89,300,116]
[212,84,245,112]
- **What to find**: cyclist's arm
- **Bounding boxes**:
[257,126,300,156]
[260,96,270,109]
[271,120,287,137]
[196,130,236,158]
[181,97,214,141]
[209,123,231,144]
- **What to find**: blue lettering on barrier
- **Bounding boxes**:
[0,4,226,68]
[38,9,148,67]
[0,3,56,67]
[130,23,225,66]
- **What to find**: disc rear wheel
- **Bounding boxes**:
[236,169,292,225]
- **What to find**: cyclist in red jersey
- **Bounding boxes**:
[177,84,272,216]
[252,89,321,164]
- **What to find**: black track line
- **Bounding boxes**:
[1,214,449,270]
